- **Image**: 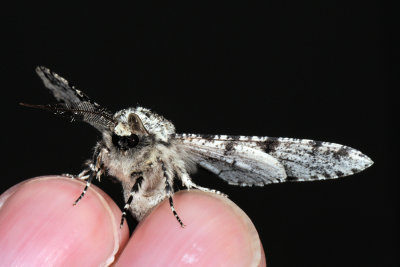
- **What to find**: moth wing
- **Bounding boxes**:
[245,136,374,180]
[175,134,373,186]
[176,134,287,186]
[35,66,115,131]
[36,66,91,105]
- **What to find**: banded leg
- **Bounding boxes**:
[120,175,143,228]
[162,162,185,227]
[62,167,91,180]
[77,168,91,180]
[73,171,95,205]
[73,146,105,205]
[181,172,228,197]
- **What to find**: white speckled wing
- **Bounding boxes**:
[175,134,287,186]
[34,66,115,131]
[174,134,373,186]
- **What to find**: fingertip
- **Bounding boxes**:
[116,190,265,266]
[0,176,129,266]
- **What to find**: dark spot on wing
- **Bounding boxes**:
[322,171,331,178]
[314,140,323,148]
[262,139,280,154]
[224,141,235,155]
[310,140,323,152]
[231,135,241,141]
[335,170,344,177]
[199,134,216,140]
[286,176,298,181]
[351,168,360,174]
[333,146,350,160]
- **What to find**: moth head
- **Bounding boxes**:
[112,112,149,151]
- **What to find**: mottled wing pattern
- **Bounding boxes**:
[175,134,287,186]
[35,66,115,131]
[175,134,373,186]
[249,136,373,180]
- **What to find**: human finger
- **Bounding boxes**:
[0,176,129,266]
[116,190,266,267]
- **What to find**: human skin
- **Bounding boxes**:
[0,176,266,266]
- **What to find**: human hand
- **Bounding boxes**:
[0,176,266,266]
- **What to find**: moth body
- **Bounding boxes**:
[21,66,374,227]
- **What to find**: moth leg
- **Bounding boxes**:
[62,165,92,180]
[62,173,79,179]
[73,145,105,205]
[181,173,228,197]
[120,173,143,228]
[64,143,105,180]
[77,168,92,180]
[69,167,92,179]
[191,184,228,198]
[73,171,95,205]
[162,162,185,227]
[166,180,185,228]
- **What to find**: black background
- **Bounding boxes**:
[2,2,395,266]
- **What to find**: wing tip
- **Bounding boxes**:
[318,147,374,179]
[346,149,374,175]
[286,154,373,181]
[349,154,374,176]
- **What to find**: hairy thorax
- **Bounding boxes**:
[102,131,194,219]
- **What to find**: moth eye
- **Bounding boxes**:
[112,133,139,150]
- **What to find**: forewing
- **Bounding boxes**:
[35,66,115,131]
[175,134,373,185]
[175,134,287,186]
